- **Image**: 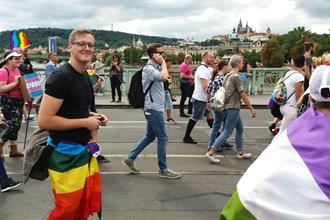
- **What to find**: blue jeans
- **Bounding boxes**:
[191,99,212,121]
[208,110,226,147]
[0,159,8,182]
[212,108,244,151]
[127,109,168,171]
[165,90,173,111]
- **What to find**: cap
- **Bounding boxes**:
[309,65,330,102]
[4,51,22,61]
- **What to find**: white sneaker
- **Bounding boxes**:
[205,153,220,163]
[236,152,252,159]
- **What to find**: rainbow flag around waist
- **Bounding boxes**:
[220,108,330,220]
[47,138,101,220]
[10,30,30,49]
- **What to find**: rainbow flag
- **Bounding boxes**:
[47,138,101,219]
[9,30,30,49]
[220,107,330,220]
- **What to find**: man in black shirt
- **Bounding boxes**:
[38,28,107,219]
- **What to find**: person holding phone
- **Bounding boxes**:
[122,43,181,179]
[110,54,123,102]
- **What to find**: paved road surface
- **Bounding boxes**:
[0,108,275,220]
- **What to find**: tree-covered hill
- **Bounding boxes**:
[0,27,179,50]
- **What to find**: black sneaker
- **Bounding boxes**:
[268,123,276,133]
[1,178,22,193]
[180,113,189,118]
[97,154,110,163]
[183,136,197,144]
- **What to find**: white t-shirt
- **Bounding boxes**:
[192,64,211,102]
[283,70,304,107]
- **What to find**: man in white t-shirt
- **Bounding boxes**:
[183,51,214,144]
[279,55,305,132]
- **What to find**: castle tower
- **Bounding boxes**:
[237,18,243,33]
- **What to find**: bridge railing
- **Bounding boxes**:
[250,67,290,95]
[34,67,291,95]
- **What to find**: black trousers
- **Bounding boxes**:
[180,83,193,114]
[110,76,122,101]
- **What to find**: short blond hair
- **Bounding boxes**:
[185,54,192,59]
[322,53,330,63]
[69,28,94,43]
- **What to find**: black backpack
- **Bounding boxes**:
[128,65,154,108]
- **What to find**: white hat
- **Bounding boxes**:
[309,65,330,102]
[4,51,22,61]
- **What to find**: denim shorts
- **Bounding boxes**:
[165,90,173,110]
[191,98,211,120]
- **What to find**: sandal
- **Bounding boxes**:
[166,118,177,125]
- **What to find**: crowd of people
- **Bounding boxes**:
[0,27,329,219]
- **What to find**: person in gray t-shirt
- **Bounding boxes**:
[122,43,181,179]
[205,55,256,163]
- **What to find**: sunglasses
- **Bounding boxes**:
[155,52,165,56]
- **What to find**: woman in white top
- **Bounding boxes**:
[279,55,305,132]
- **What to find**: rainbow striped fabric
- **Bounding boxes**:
[47,138,101,220]
[220,108,330,220]
[9,30,30,49]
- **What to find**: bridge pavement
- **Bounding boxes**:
[0,107,275,220]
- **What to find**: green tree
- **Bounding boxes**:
[176,52,185,64]
[200,39,222,46]
[123,47,144,65]
[166,53,177,64]
[196,53,202,63]
[245,50,261,67]
[261,37,284,67]
[0,28,179,50]
[278,26,313,61]
[216,49,226,58]
[290,37,314,58]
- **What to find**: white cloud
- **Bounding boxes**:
[0,0,329,40]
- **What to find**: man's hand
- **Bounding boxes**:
[97,114,108,126]
[14,76,20,86]
[250,108,256,118]
[85,116,101,131]
[154,54,164,65]
[206,102,212,111]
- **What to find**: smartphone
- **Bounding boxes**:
[97,115,105,121]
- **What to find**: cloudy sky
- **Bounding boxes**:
[0,0,329,41]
